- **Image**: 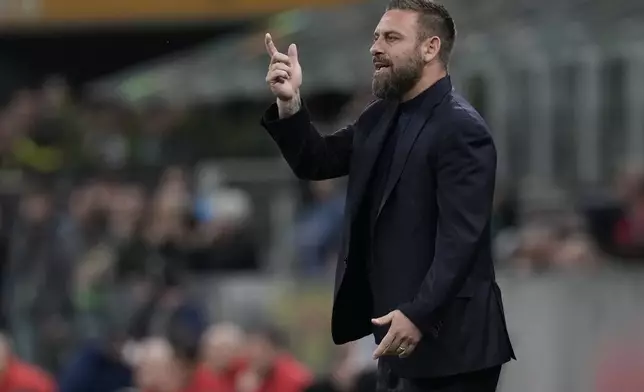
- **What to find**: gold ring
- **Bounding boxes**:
[396,346,406,354]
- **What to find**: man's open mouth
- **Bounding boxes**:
[374,62,391,72]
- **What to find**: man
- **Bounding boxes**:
[0,332,55,392]
[260,0,515,391]
[234,323,312,392]
[135,335,220,392]
[58,326,134,392]
[199,323,245,392]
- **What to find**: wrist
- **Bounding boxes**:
[277,93,301,118]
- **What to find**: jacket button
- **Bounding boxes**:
[343,257,348,266]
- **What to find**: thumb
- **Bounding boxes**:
[288,43,299,64]
[371,312,394,326]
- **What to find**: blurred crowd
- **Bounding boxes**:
[491,165,644,274]
[0,316,379,392]
[0,77,252,381]
[0,75,379,392]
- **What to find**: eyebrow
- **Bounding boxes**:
[374,30,404,38]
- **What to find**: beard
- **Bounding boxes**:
[372,51,424,100]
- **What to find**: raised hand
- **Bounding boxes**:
[265,33,302,102]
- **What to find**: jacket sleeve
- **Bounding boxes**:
[397,118,497,334]
[260,101,355,180]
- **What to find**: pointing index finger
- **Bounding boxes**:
[265,33,278,57]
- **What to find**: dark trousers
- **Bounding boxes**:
[376,361,502,392]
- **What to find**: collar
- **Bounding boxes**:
[398,75,452,114]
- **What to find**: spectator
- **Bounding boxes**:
[610,180,644,258]
[0,332,55,392]
[594,333,644,392]
[128,270,206,342]
[135,335,219,392]
[199,322,245,392]
[235,322,313,392]
[58,324,134,392]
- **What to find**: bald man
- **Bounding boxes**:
[136,337,223,392]
[202,323,244,372]
[198,323,246,392]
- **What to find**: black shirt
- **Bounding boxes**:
[356,90,430,316]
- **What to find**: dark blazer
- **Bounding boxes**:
[261,76,515,378]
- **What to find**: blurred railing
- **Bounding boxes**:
[173,268,644,391]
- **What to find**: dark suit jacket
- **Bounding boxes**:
[261,76,515,378]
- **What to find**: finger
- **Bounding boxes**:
[373,332,396,359]
[270,52,291,66]
[270,62,292,76]
[288,43,299,64]
[393,336,411,356]
[398,343,415,358]
[387,334,405,356]
[265,33,278,57]
[371,312,394,326]
[266,70,289,83]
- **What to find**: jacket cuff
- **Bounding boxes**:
[260,101,311,138]
[398,301,433,335]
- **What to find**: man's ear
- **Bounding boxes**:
[422,36,441,63]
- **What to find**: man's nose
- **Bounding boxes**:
[370,41,383,56]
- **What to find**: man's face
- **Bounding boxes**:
[245,334,275,371]
[203,325,243,371]
[371,10,426,100]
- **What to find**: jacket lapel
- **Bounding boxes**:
[376,77,453,220]
[346,102,397,221]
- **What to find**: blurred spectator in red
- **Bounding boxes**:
[594,334,644,392]
[135,335,219,392]
[135,338,180,392]
[235,322,312,392]
[612,180,644,256]
[584,165,644,261]
[199,322,245,392]
[0,332,55,392]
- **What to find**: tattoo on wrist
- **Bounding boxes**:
[277,94,301,118]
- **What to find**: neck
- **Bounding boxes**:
[402,68,448,102]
